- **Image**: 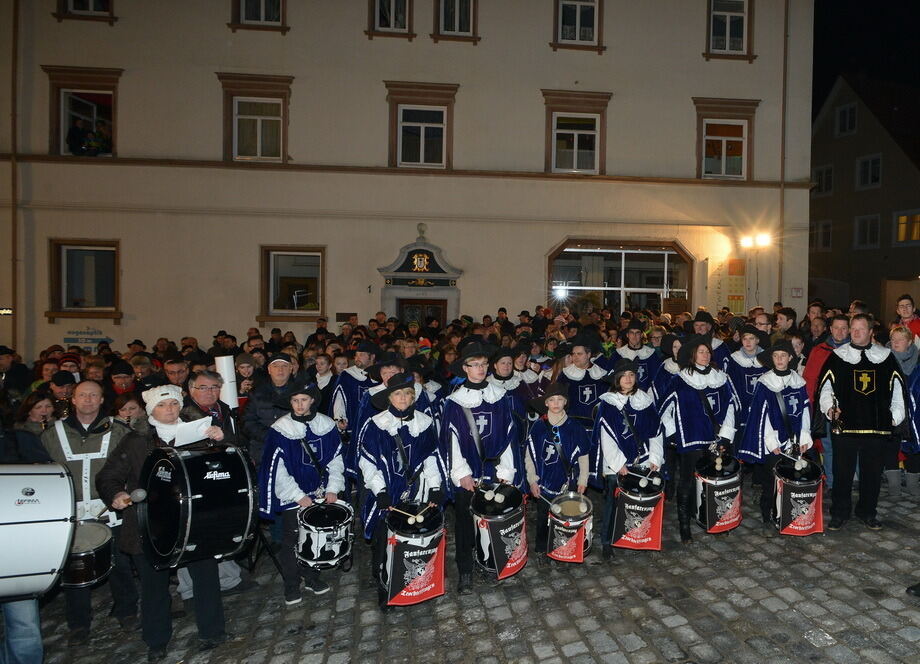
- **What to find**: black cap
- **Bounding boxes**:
[519,310,531,317]
[569,333,602,355]
[498,307,507,313]
[527,382,569,414]
[0,345,14,356]
[355,340,380,356]
[267,354,293,366]
[677,334,712,368]
[660,334,680,360]
[270,327,282,334]
[129,339,146,348]
[289,382,321,404]
[109,359,134,376]
[51,370,77,386]
[367,352,407,382]
[213,330,228,338]
[626,318,645,332]
[371,373,417,411]
[757,340,795,370]
[693,311,716,327]
[603,358,639,386]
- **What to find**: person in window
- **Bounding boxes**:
[66,118,88,156]
[95,119,112,154]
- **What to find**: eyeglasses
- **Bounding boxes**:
[551,426,561,444]
[464,362,489,369]
[192,385,221,392]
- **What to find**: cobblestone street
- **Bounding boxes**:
[40,487,920,664]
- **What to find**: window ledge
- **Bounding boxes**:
[51,12,118,25]
[45,310,123,324]
[227,22,290,34]
[365,29,416,41]
[257,314,324,323]
[430,33,481,44]
[549,41,606,54]
[702,51,757,63]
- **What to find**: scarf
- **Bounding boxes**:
[893,343,919,377]
[149,416,178,443]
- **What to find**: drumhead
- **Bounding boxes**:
[72,521,112,552]
[695,453,740,479]
[471,483,523,517]
[618,467,663,496]
[386,501,443,536]
[775,457,823,483]
[142,455,183,559]
[550,491,592,518]
[299,502,353,530]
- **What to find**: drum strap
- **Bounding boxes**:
[773,391,798,448]
[619,409,649,465]
[392,430,426,494]
[696,390,720,436]
[299,437,327,480]
[461,407,500,475]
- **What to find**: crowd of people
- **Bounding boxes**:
[1,294,920,662]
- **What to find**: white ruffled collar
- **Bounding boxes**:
[662,358,680,374]
[834,343,890,365]
[520,369,540,384]
[758,370,806,392]
[488,372,522,392]
[447,383,505,408]
[562,363,608,381]
[371,409,433,437]
[424,380,441,396]
[711,338,724,349]
[599,388,654,410]
[678,367,728,389]
[729,349,763,367]
[617,345,655,361]
[344,365,368,381]
[271,412,336,438]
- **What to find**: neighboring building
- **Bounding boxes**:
[0,1,814,355]
[809,74,920,316]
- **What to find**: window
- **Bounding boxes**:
[856,154,881,190]
[835,103,856,136]
[367,0,416,40]
[431,0,480,43]
[258,246,326,323]
[704,0,755,61]
[53,0,117,24]
[398,106,446,167]
[385,81,458,168]
[42,65,122,157]
[47,239,121,324]
[854,214,880,249]
[228,0,289,33]
[551,0,605,53]
[692,97,760,180]
[894,211,920,245]
[809,220,832,252]
[812,165,833,196]
[552,114,599,173]
[541,89,612,174]
[217,72,293,163]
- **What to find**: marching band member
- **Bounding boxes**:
[258,383,343,605]
[556,334,608,428]
[612,319,663,392]
[96,385,229,662]
[357,373,445,610]
[525,383,590,563]
[738,341,813,532]
[691,311,731,371]
[658,336,739,543]
[651,334,681,403]
[440,341,517,595]
[725,325,769,464]
[328,340,378,435]
[593,360,663,561]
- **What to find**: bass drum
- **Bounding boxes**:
[0,464,75,599]
[139,444,256,570]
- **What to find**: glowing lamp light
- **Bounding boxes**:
[553,287,569,299]
[739,236,754,248]
[755,233,771,247]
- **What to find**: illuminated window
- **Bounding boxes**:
[895,212,920,244]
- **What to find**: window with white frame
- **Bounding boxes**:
[812,164,833,196]
[59,243,117,310]
[263,247,324,317]
[398,106,446,167]
[553,113,599,173]
[895,210,920,245]
[67,0,111,15]
[441,0,473,34]
[60,89,115,156]
[854,214,880,249]
[233,97,282,161]
[377,0,409,32]
[856,154,881,189]
[709,0,747,53]
[558,0,597,44]
[241,0,281,24]
[835,103,856,136]
[703,119,745,178]
[809,220,832,252]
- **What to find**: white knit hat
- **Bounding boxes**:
[143,384,184,416]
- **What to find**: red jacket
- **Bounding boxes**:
[803,341,835,408]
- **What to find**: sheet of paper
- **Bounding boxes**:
[175,416,211,447]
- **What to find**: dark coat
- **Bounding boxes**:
[242,379,295,469]
[180,397,239,446]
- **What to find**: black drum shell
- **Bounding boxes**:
[60,522,113,588]
[618,467,663,497]
[386,501,443,537]
[470,483,523,517]
[775,457,823,483]
[695,453,740,479]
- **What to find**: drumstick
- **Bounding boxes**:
[624,469,662,487]
[96,488,147,519]
[778,451,807,470]
[536,493,562,514]
[387,506,417,519]
[414,504,432,521]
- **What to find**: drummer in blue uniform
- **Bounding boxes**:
[738,340,813,533]
[556,333,609,430]
[524,382,590,564]
[357,373,445,611]
[725,325,769,452]
[258,383,344,605]
[593,359,664,561]
[614,318,663,393]
[651,334,681,404]
[692,311,731,371]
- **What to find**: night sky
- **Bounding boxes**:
[812,0,920,115]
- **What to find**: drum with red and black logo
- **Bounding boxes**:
[546,491,593,562]
[382,501,446,606]
[694,454,742,533]
[470,483,527,579]
[773,457,824,536]
[612,467,664,550]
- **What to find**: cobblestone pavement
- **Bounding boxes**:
[38,486,920,664]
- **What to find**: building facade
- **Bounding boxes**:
[809,74,920,316]
[1,0,814,355]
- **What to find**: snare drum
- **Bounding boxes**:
[694,454,742,534]
[61,520,113,588]
[612,467,664,551]
[0,464,75,599]
[382,501,445,606]
[773,457,824,536]
[470,483,527,579]
[139,444,256,570]
[546,492,593,563]
[296,501,354,570]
